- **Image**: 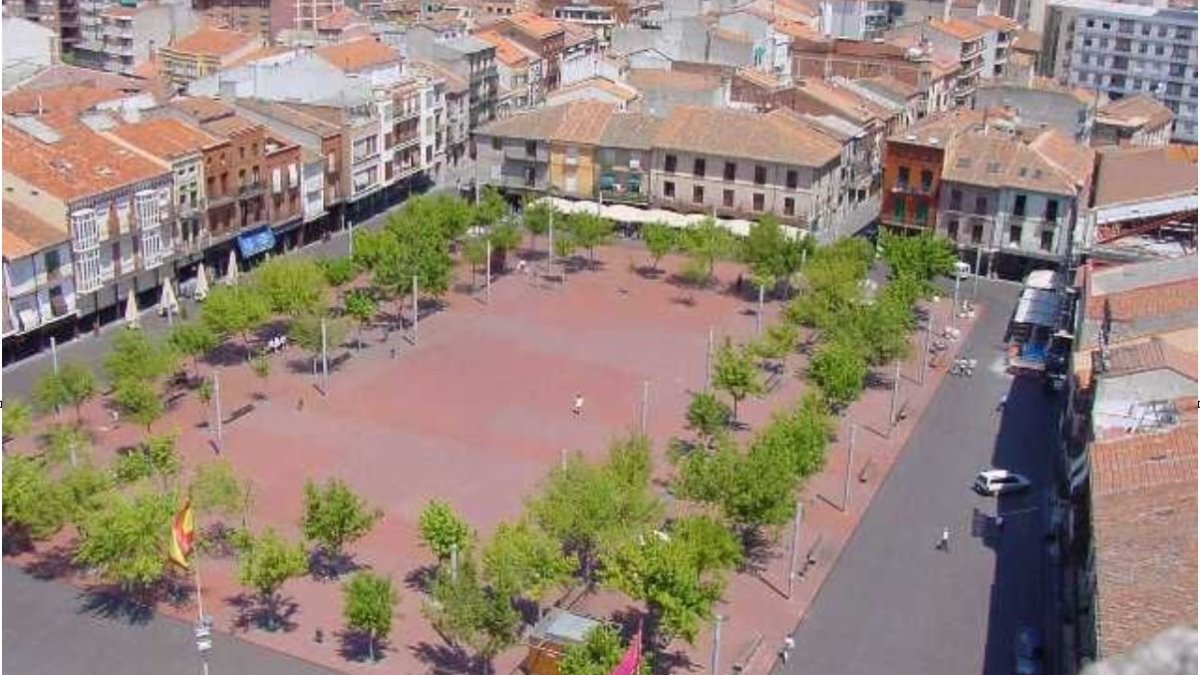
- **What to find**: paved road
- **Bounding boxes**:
[3,564,341,675]
[778,277,1059,675]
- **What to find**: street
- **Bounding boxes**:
[778,278,1059,675]
[3,563,341,675]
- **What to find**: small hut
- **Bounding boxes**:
[521,609,604,675]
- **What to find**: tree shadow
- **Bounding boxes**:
[404,563,439,593]
[309,549,364,582]
[225,591,301,633]
[76,583,157,625]
[670,295,698,308]
[635,265,667,279]
[864,370,891,391]
[22,542,79,580]
[739,527,780,576]
[410,640,477,675]
[336,628,391,663]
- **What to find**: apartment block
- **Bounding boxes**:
[1091,93,1173,147]
[1040,0,1197,142]
[159,25,262,88]
[2,200,77,357]
[2,0,79,51]
[97,2,198,76]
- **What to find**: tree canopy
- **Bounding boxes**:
[236,528,308,630]
[809,340,868,410]
[642,222,677,271]
[105,332,177,386]
[74,490,175,591]
[301,478,382,559]
[418,499,472,561]
[252,257,329,317]
[202,284,270,343]
[711,338,765,420]
[343,571,399,662]
[33,362,96,423]
[482,520,576,601]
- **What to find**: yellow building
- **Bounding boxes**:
[159,26,263,87]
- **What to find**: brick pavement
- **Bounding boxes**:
[5,243,977,675]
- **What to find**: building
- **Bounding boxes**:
[558,22,601,87]
[970,13,1018,78]
[97,2,198,76]
[474,101,847,232]
[1009,29,1042,80]
[409,34,499,130]
[974,78,1098,142]
[3,17,62,74]
[489,11,567,90]
[887,18,992,108]
[1040,0,1198,142]
[159,25,262,88]
[2,0,80,52]
[295,0,344,31]
[1091,94,1173,147]
[3,114,176,334]
[553,4,615,45]
[475,28,546,115]
[817,0,891,40]
[2,200,77,362]
[191,0,277,40]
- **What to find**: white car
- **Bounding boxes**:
[974,469,1032,496]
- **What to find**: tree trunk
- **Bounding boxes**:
[369,629,376,662]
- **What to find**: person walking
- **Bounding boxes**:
[573,393,584,416]
[939,526,950,552]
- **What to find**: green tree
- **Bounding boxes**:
[399,193,474,242]
[191,459,251,526]
[879,232,956,284]
[463,234,489,289]
[560,624,626,675]
[33,362,96,424]
[488,220,523,259]
[809,340,868,410]
[425,558,520,673]
[236,528,308,630]
[202,284,270,347]
[711,338,765,421]
[642,221,677,271]
[320,257,359,288]
[752,322,797,365]
[253,257,329,317]
[675,438,796,534]
[74,490,175,593]
[3,397,33,440]
[522,199,553,250]
[169,323,218,375]
[113,433,181,490]
[2,455,67,542]
[473,186,508,227]
[482,520,576,602]
[553,227,578,263]
[41,423,90,468]
[527,435,661,583]
[251,352,271,395]
[105,331,178,385]
[343,571,399,662]
[418,500,471,561]
[113,379,163,433]
[289,313,349,360]
[343,290,376,350]
[685,391,732,448]
[301,479,383,570]
[371,213,454,299]
[58,464,114,525]
[681,217,733,281]
[568,213,613,266]
[742,216,802,287]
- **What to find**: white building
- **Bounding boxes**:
[819,0,890,40]
[2,200,77,342]
[1041,0,1197,142]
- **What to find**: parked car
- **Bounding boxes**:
[1014,626,1044,675]
[953,261,972,279]
[974,469,1032,496]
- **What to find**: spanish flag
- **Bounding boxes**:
[168,501,195,569]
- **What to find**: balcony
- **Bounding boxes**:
[238,181,265,198]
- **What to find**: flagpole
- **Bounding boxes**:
[194,561,210,675]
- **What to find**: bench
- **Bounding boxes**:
[858,457,876,483]
[895,401,910,423]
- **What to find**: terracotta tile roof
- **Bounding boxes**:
[1088,422,1197,657]
[773,18,820,40]
[628,68,723,94]
[474,30,534,67]
[227,45,292,68]
[235,98,341,137]
[794,77,887,124]
[170,96,236,123]
[888,109,983,145]
[929,17,988,41]
[1097,94,1174,130]
[478,100,614,144]
[109,118,223,161]
[736,66,789,91]
[930,54,962,77]
[315,7,365,30]
[1103,338,1198,381]
[1083,256,1198,326]
[598,112,663,149]
[3,119,170,202]
[1092,146,1198,207]
[562,21,597,47]
[2,199,68,258]
[169,25,257,57]
[3,85,128,122]
[9,64,153,94]
[654,106,842,167]
[315,38,399,72]
[943,131,1078,196]
[1012,29,1042,53]
[202,113,262,138]
[100,5,138,18]
[1028,127,1094,188]
[856,74,919,99]
[970,14,1019,31]
[503,11,565,39]
[550,76,640,103]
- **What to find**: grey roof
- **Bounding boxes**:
[529,609,602,645]
[598,112,664,149]
[441,35,494,54]
[1090,255,1197,296]
[1081,309,1196,349]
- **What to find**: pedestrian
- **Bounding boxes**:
[996,394,1007,412]
[782,636,795,663]
[390,347,397,359]
[297,397,305,412]
[573,393,584,416]
[939,526,950,552]
[736,273,744,293]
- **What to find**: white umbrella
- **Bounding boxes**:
[194,264,210,301]
[123,291,140,329]
[159,278,179,316]
[226,248,239,284]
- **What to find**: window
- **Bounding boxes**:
[693,185,704,203]
[1009,224,1021,244]
[946,219,959,240]
[1040,230,1054,251]
[723,189,734,207]
[754,166,766,185]
[665,154,677,173]
[45,249,62,277]
[950,189,963,210]
[491,137,501,151]
[1085,19,1094,27]
[664,181,675,198]
[1155,44,1165,56]
[1045,199,1058,222]
[752,193,765,211]
[975,196,988,214]
[786,170,798,189]
[724,162,736,181]
[1157,25,1168,38]
[1014,194,1026,217]
[525,140,537,156]
[893,197,906,221]
[971,222,983,244]
[920,170,933,192]
[1177,26,1192,41]
[916,202,928,225]
[783,198,795,216]
[694,158,706,177]
[897,166,910,188]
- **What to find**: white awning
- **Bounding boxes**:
[531,197,804,239]
[1013,287,1060,327]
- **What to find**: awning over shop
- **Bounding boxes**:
[236,226,276,258]
[531,197,804,240]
